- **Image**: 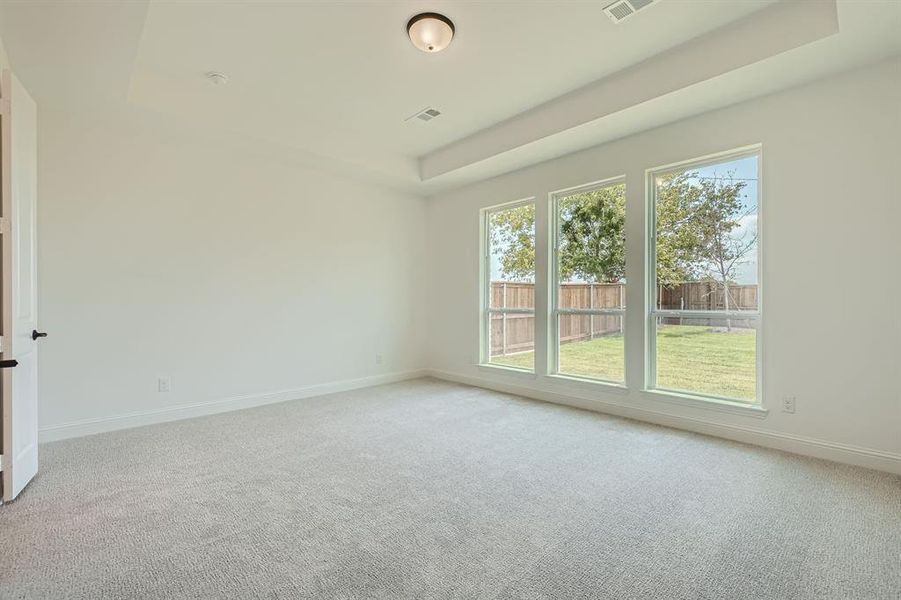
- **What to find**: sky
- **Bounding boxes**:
[489,154,759,285]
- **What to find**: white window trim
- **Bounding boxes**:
[549,177,626,386]
[477,363,537,378]
[645,146,764,407]
[480,198,537,371]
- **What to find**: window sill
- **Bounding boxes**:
[643,389,769,418]
[477,363,537,379]
[544,373,629,395]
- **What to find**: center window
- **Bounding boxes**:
[551,180,626,383]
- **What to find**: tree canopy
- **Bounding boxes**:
[488,172,755,290]
[489,204,535,281]
[558,184,625,283]
[654,172,704,286]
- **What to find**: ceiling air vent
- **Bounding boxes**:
[406,107,442,123]
[603,0,659,24]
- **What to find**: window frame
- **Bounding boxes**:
[550,177,627,386]
[645,146,763,406]
[480,198,537,373]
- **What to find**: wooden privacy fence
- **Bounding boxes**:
[490,281,757,357]
[658,281,757,312]
[557,283,624,347]
[656,281,758,329]
[490,282,624,357]
[490,282,536,356]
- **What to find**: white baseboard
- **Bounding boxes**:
[39,369,427,443]
[39,367,901,475]
[426,369,901,475]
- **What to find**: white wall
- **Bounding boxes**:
[38,107,426,439]
[426,58,901,472]
[29,55,901,473]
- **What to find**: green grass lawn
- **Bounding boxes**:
[492,325,756,401]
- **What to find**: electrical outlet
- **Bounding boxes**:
[781,396,796,414]
[375,354,384,365]
[157,376,171,393]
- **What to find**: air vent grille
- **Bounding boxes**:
[607,1,633,21]
[406,107,442,123]
[603,0,659,23]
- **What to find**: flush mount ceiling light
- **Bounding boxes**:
[406,13,455,53]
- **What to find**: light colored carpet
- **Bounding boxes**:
[0,378,898,599]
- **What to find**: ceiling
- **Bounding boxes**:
[0,0,899,194]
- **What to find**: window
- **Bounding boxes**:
[551,180,626,383]
[482,200,536,371]
[648,149,761,403]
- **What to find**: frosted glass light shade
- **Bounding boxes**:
[407,13,455,53]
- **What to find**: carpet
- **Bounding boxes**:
[1,378,898,599]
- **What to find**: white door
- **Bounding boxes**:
[1,70,39,502]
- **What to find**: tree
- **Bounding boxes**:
[488,188,626,283]
[558,185,625,283]
[654,172,705,289]
[489,204,535,280]
[487,173,755,321]
[691,173,757,330]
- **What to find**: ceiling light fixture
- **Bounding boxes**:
[406,13,455,53]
